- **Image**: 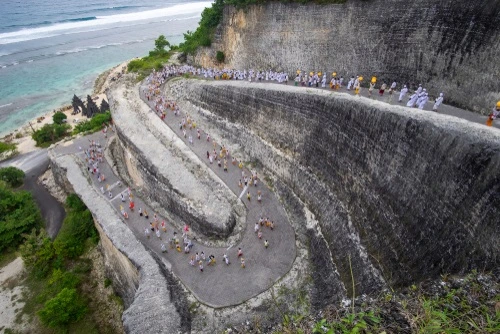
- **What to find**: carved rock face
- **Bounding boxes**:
[195,1,500,114]
[183,79,500,294]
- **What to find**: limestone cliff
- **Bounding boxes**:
[172,79,500,298]
[194,0,500,114]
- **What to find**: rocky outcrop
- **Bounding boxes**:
[48,151,187,333]
[107,79,242,238]
[194,0,500,114]
[172,79,500,296]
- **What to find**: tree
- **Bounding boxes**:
[52,112,67,125]
[100,99,110,113]
[0,166,24,187]
[38,288,87,327]
[19,229,55,278]
[154,35,170,54]
[85,95,100,118]
[0,182,43,253]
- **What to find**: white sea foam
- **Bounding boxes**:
[0,2,210,45]
[0,103,13,108]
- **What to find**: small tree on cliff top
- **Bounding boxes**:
[154,35,170,55]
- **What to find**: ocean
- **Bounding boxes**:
[0,0,212,136]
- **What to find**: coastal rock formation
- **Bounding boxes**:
[172,79,500,296]
[48,151,188,333]
[194,0,500,114]
[107,80,242,238]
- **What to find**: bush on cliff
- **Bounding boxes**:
[73,111,112,135]
[18,194,110,332]
[179,0,225,54]
[128,35,172,80]
[53,194,98,259]
[38,288,87,328]
[0,181,43,253]
[0,166,25,188]
[0,141,18,161]
[216,50,226,63]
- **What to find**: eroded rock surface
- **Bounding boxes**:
[195,0,500,113]
[173,79,500,295]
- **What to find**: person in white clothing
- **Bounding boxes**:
[416,84,423,94]
[433,93,444,111]
[407,93,418,107]
[399,85,408,102]
[418,93,429,109]
[389,81,397,94]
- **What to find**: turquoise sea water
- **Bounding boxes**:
[0,0,211,136]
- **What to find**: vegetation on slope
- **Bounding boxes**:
[266,271,500,334]
[0,140,18,161]
[128,34,172,80]
[179,0,347,55]
[13,194,124,333]
[0,174,42,253]
[72,111,112,135]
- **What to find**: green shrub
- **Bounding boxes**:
[127,52,171,80]
[38,288,87,328]
[73,111,112,135]
[216,50,225,63]
[0,166,25,187]
[0,182,43,253]
[0,141,16,154]
[53,194,97,258]
[0,141,17,160]
[52,112,67,125]
[32,123,71,146]
[54,210,94,258]
[19,229,55,278]
[154,35,170,54]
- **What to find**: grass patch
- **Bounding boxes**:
[128,52,171,81]
[0,141,18,161]
[72,112,112,136]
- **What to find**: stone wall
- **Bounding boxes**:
[194,0,500,114]
[107,79,242,238]
[48,151,187,333]
[176,79,500,295]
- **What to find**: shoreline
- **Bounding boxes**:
[0,60,129,156]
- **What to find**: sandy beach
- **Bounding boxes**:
[1,60,129,156]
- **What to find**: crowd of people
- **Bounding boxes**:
[142,63,500,127]
[119,65,281,272]
[85,62,499,277]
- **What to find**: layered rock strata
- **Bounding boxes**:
[173,79,500,295]
[49,151,187,333]
[107,80,241,238]
[194,0,500,114]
